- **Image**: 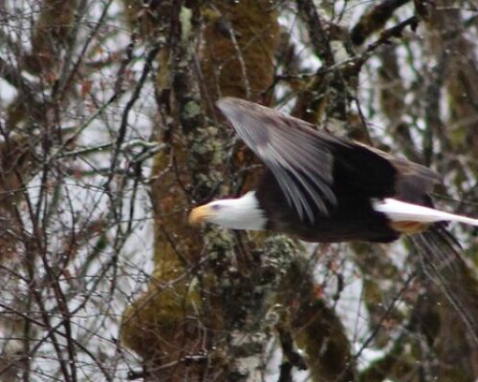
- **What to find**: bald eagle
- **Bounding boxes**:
[189,98,478,242]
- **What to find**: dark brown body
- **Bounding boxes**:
[256,170,398,242]
[255,142,438,243]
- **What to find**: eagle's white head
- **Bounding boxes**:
[188,192,266,230]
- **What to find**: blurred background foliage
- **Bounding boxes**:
[1,0,478,381]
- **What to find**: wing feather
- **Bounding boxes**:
[217,98,344,221]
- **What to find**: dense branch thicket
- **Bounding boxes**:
[1,1,478,381]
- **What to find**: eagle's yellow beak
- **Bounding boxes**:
[188,205,213,225]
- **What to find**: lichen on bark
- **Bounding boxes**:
[120,1,289,380]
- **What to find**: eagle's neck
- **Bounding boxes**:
[215,192,267,230]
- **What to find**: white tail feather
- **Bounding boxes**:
[373,198,478,226]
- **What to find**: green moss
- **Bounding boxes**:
[200,0,281,101]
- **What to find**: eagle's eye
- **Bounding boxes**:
[211,204,222,211]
